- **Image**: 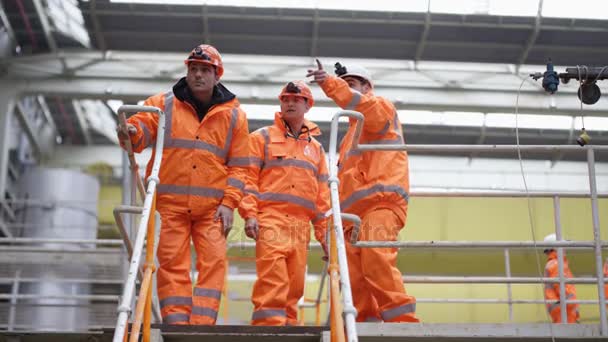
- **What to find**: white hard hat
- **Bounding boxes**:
[543,233,557,253]
[543,233,557,243]
[336,63,373,87]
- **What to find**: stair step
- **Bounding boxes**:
[156,324,325,342]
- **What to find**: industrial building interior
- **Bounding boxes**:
[0,0,608,341]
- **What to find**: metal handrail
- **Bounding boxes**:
[327,109,608,336]
[353,241,608,248]
[113,105,165,342]
[327,111,363,342]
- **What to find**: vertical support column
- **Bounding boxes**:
[553,196,568,323]
[7,269,21,331]
[121,151,135,318]
[0,88,16,238]
[0,90,15,204]
[587,147,607,335]
[503,248,513,322]
[121,152,132,234]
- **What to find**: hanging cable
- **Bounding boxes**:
[514,78,556,342]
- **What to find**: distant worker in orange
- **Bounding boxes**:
[543,233,580,323]
[604,258,608,311]
[117,44,249,325]
[239,80,330,326]
[307,61,419,322]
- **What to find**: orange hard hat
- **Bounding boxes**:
[184,44,224,78]
[278,80,314,107]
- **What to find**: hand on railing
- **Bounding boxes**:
[116,123,137,141]
[321,241,329,262]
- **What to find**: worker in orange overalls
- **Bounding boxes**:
[117,44,249,325]
[307,61,419,323]
[604,258,608,312]
[238,80,330,326]
[543,233,580,323]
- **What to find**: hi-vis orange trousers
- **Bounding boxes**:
[250,215,310,325]
[156,207,226,325]
[345,207,419,322]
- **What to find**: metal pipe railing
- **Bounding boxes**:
[113,105,165,342]
[328,222,346,342]
[329,109,608,335]
[353,241,608,248]
[353,143,608,153]
[587,147,607,332]
[328,111,363,342]
[504,249,513,322]
[402,276,603,284]
[554,196,568,323]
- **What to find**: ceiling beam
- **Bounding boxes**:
[89,0,107,51]
[30,0,57,53]
[9,77,606,116]
[517,0,544,70]
[0,1,17,50]
[414,2,432,62]
[310,8,320,58]
[13,101,41,159]
[71,100,93,145]
[77,7,608,33]
[202,5,211,44]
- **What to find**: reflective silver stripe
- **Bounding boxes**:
[544,283,553,290]
[157,184,224,198]
[193,287,222,300]
[345,91,362,110]
[160,296,193,308]
[259,192,316,211]
[162,91,237,160]
[547,302,560,313]
[365,316,382,322]
[139,121,153,148]
[317,173,329,182]
[132,135,144,150]
[227,157,252,167]
[164,313,189,324]
[265,159,318,174]
[345,149,362,159]
[249,157,263,168]
[566,293,575,301]
[363,137,403,145]
[222,108,239,157]
[245,189,260,197]
[260,128,269,169]
[163,91,174,146]
[227,177,245,191]
[251,309,286,321]
[311,212,325,223]
[191,306,218,319]
[341,184,409,210]
[166,138,225,158]
[376,120,391,136]
[393,112,404,142]
[380,303,416,321]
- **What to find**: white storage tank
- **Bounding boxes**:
[17,167,99,331]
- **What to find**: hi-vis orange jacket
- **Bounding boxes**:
[544,251,580,323]
[238,113,330,244]
[319,76,409,222]
[124,89,249,214]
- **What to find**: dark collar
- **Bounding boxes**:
[172,77,236,113]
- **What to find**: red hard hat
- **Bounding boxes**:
[184,44,224,78]
[278,80,314,107]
